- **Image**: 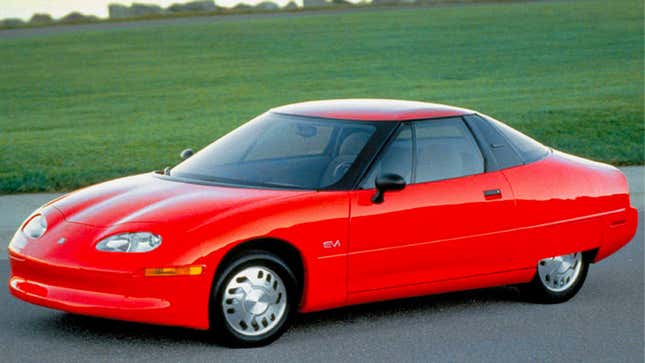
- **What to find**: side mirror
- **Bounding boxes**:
[180,148,194,160]
[372,173,406,204]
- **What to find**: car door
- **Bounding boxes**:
[348,117,516,295]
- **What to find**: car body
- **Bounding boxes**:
[9,99,638,346]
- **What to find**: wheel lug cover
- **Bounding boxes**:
[537,252,583,293]
[222,266,287,337]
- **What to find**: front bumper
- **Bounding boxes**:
[8,250,212,330]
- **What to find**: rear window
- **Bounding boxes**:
[483,115,549,164]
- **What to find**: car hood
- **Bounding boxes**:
[50,173,309,228]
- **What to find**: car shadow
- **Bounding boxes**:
[35,285,523,347]
[46,313,215,345]
[292,286,522,330]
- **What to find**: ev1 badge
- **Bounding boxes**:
[323,240,341,249]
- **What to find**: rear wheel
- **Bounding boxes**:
[210,251,297,347]
[521,251,589,304]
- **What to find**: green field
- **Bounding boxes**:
[1,0,643,193]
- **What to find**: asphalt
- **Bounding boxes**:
[0,166,643,361]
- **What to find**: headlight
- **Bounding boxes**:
[23,214,47,239]
[96,232,162,253]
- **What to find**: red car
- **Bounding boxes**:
[9,99,638,346]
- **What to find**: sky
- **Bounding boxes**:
[0,0,300,20]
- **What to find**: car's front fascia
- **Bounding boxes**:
[8,200,214,329]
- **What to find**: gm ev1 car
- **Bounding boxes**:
[9,99,638,346]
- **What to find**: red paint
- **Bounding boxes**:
[273,99,471,121]
[8,100,637,331]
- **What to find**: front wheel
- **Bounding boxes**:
[520,251,589,304]
[210,251,297,347]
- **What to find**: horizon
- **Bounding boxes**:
[0,0,309,20]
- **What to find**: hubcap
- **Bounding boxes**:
[222,266,287,337]
[537,252,582,292]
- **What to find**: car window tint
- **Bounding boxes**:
[463,114,523,170]
[414,118,484,183]
[361,124,413,188]
[172,113,384,190]
[319,130,373,187]
[245,122,334,160]
[483,115,549,163]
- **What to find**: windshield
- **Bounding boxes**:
[171,112,393,190]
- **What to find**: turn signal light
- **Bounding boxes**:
[144,266,203,277]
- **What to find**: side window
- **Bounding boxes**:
[361,124,412,188]
[414,118,484,183]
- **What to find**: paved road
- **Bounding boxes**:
[1,212,642,362]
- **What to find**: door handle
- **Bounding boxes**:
[483,189,502,199]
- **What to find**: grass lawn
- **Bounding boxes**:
[1,0,643,193]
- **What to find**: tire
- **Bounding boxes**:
[520,251,589,304]
[210,250,297,347]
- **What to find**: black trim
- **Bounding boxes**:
[483,189,501,197]
[152,172,311,191]
[410,122,417,183]
[325,120,399,191]
[352,122,403,190]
